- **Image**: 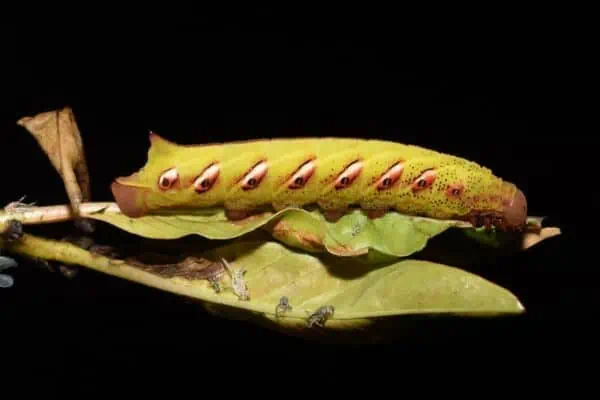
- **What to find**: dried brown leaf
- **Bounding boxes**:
[17,107,91,217]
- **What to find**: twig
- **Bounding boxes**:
[0,202,120,226]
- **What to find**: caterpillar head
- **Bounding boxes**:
[448,172,528,232]
[110,132,217,217]
[462,181,528,231]
[500,186,528,230]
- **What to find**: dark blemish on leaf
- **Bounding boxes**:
[126,254,226,282]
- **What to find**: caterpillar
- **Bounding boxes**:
[110,133,528,231]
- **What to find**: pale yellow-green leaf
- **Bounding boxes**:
[1,231,524,343]
[85,205,469,259]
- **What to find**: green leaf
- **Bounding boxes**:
[1,232,524,343]
[86,206,470,259]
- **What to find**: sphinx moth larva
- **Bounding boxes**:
[111,133,528,231]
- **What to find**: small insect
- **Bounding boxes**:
[307,305,335,328]
[221,258,250,300]
[275,296,292,317]
[208,277,222,293]
[351,221,362,237]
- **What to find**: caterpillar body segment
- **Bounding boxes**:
[111,133,528,231]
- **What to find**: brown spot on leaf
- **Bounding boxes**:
[125,254,226,281]
[269,220,325,252]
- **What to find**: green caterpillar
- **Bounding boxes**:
[111,133,528,231]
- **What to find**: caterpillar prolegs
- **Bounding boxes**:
[111,133,528,231]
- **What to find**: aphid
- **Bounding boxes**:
[208,277,221,293]
[275,296,292,317]
[221,258,250,300]
[351,221,362,237]
[307,305,335,328]
[111,135,528,232]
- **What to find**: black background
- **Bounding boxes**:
[1,11,592,388]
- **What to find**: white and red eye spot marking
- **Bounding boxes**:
[334,160,363,190]
[411,169,437,193]
[241,160,268,191]
[158,167,179,190]
[375,162,404,190]
[193,163,220,194]
[446,183,465,198]
[287,160,316,189]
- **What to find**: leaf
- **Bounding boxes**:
[86,205,471,259]
[1,232,524,343]
[85,203,558,260]
[17,107,92,225]
[0,255,17,289]
[0,255,18,271]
